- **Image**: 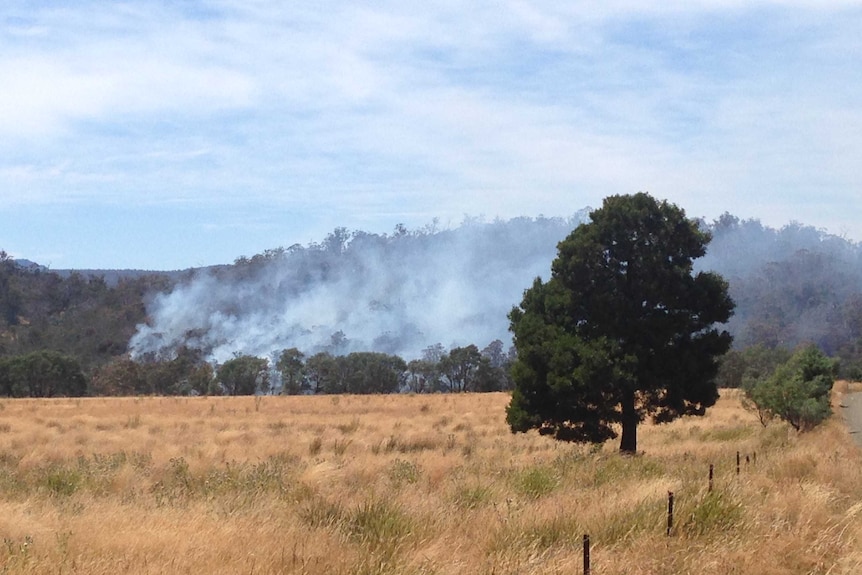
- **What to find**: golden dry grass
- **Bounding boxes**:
[0,388,860,574]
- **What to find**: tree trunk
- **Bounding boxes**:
[619,388,638,454]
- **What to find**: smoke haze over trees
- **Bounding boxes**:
[6,207,862,396]
[128,211,862,377]
[129,213,592,363]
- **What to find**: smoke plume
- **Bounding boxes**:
[129,215,588,363]
[129,211,862,364]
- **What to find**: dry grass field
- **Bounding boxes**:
[1,385,861,574]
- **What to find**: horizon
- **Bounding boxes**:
[10,209,857,273]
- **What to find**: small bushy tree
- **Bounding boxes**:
[276,348,307,395]
[217,354,270,395]
[0,350,87,397]
[742,344,837,431]
[404,359,438,393]
[439,345,482,392]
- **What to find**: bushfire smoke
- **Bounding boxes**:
[129,212,862,364]
[129,215,588,363]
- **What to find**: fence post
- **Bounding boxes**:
[709,464,714,493]
[736,451,740,476]
[583,534,590,575]
[666,491,674,536]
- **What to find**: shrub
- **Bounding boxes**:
[0,351,87,397]
[743,345,836,431]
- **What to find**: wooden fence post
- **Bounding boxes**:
[667,491,674,536]
[709,464,714,493]
[583,534,590,575]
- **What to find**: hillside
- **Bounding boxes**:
[4,211,862,383]
[131,214,862,369]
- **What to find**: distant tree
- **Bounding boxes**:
[0,350,87,397]
[472,357,507,392]
[843,293,862,340]
[405,359,438,393]
[507,193,734,453]
[323,227,351,255]
[422,343,446,364]
[837,294,862,379]
[170,346,214,395]
[90,358,146,395]
[734,249,853,353]
[742,344,837,431]
[306,352,340,394]
[480,339,514,390]
[217,354,270,395]
[340,352,406,394]
[439,345,482,392]
[276,348,307,395]
[836,340,862,381]
[103,346,214,396]
[715,345,791,389]
[481,339,507,368]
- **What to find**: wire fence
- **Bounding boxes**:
[581,450,756,574]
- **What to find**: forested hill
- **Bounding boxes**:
[4,211,862,382]
[700,215,862,354]
[130,213,862,368]
[129,214,592,364]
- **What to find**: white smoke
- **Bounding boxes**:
[129,215,588,363]
[129,212,862,363]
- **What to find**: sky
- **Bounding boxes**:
[1,1,860,270]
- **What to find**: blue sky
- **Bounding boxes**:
[2,1,860,270]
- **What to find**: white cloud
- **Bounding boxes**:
[2,0,862,267]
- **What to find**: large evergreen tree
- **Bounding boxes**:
[507,193,734,453]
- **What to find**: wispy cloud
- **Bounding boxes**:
[1,1,861,267]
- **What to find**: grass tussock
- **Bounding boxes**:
[0,388,860,574]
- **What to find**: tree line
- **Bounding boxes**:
[78,340,512,397]
[1,209,861,400]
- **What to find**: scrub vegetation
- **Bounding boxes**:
[0,388,860,574]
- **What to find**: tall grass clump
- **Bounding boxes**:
[680,489,745,537]
[511,465,558,499]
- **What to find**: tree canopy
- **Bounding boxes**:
[742,344,836,431]
[507,193,735,453]
[0,350,87,397]
[216,354,270,396]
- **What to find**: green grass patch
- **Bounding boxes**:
[699,425,755,442]
[452,483,493,509]
[343,498,415,551]
[589,455,665,488]
[593,496,665,545]
[512,465,558,499]
[681,490,744,537]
